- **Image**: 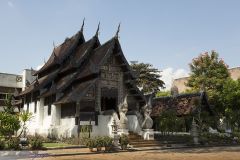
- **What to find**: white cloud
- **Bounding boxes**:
[7,1,14,8]
[161,67,189,90]
[36,64,44,70]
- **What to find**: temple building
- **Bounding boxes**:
[18,23,154,139]
[18,23,212,139]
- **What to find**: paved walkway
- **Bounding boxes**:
[1,145,240,160]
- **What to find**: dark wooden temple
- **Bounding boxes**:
[18,23,145,125]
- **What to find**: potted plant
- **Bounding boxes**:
[119,134,129,150]
[103,136,113,152]
[95,136,103,152]
[85,138,96,152]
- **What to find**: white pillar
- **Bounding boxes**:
[38,98,44,126]
[51,104,60,126]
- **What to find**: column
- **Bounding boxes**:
[38,98,44,126]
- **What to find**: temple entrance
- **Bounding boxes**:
[101,87,118,111]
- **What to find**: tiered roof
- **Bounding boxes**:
[19,23,145,104]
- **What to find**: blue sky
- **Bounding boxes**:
[1,0,240,88]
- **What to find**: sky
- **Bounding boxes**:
[1,0,240,89]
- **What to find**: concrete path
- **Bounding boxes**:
[1,145,240,160]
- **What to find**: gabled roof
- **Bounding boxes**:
[54,79,97,104]
[34,30,85,77]
[38,36,100,98]
[19,26,144,105]
[151,92,212,117]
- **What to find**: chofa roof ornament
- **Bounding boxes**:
[80,18,85,33]
[95,22,100,37]
[115,23,121,38]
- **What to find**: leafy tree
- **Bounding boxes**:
[0,112,20,139]
[187,51,229,92]
[157,110,185,134]
[186,51,230,117]
[218,79,240,131]
[156,91,171,97]
[3,94,15,114]
[19,111,33,138]
[130,62,165,94]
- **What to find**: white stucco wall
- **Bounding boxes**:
[25,102,141,138]
[92,115,114,137]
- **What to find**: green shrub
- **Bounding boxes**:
[119,134,129,149]
[28,134,44,150]
[95,136,104,148]
[103,136,113,147]
[61,136,81,145]
[7,137,20,150]
[85,138,96,149]
[0,140,5,150]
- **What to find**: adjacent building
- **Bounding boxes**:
[173,67,240,93]
[0,70,35,111]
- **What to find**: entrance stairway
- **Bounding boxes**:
[128,132,162,148]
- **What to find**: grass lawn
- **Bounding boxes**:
[43,142,75,148]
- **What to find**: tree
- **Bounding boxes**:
[0,112,20,139]
[130,62,165,94]
[0,95,20,139]
[19,111,33,138]
[157,109,185,134]
[156,91,171,97]
[186,51,230,117]
[3,94,15,114]
[218,79,240,131]
[187,51,229,92]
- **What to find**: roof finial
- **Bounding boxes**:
[95,22,100,36]
[53,41,56,49]
[115,23,121,38]
[80,18,85,32]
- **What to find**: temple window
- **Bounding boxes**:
[61,103,76,118]
[34,100,37,113]
[47,104,51,115]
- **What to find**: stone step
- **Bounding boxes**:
[130,141,161,144]
[131,142,163,147]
